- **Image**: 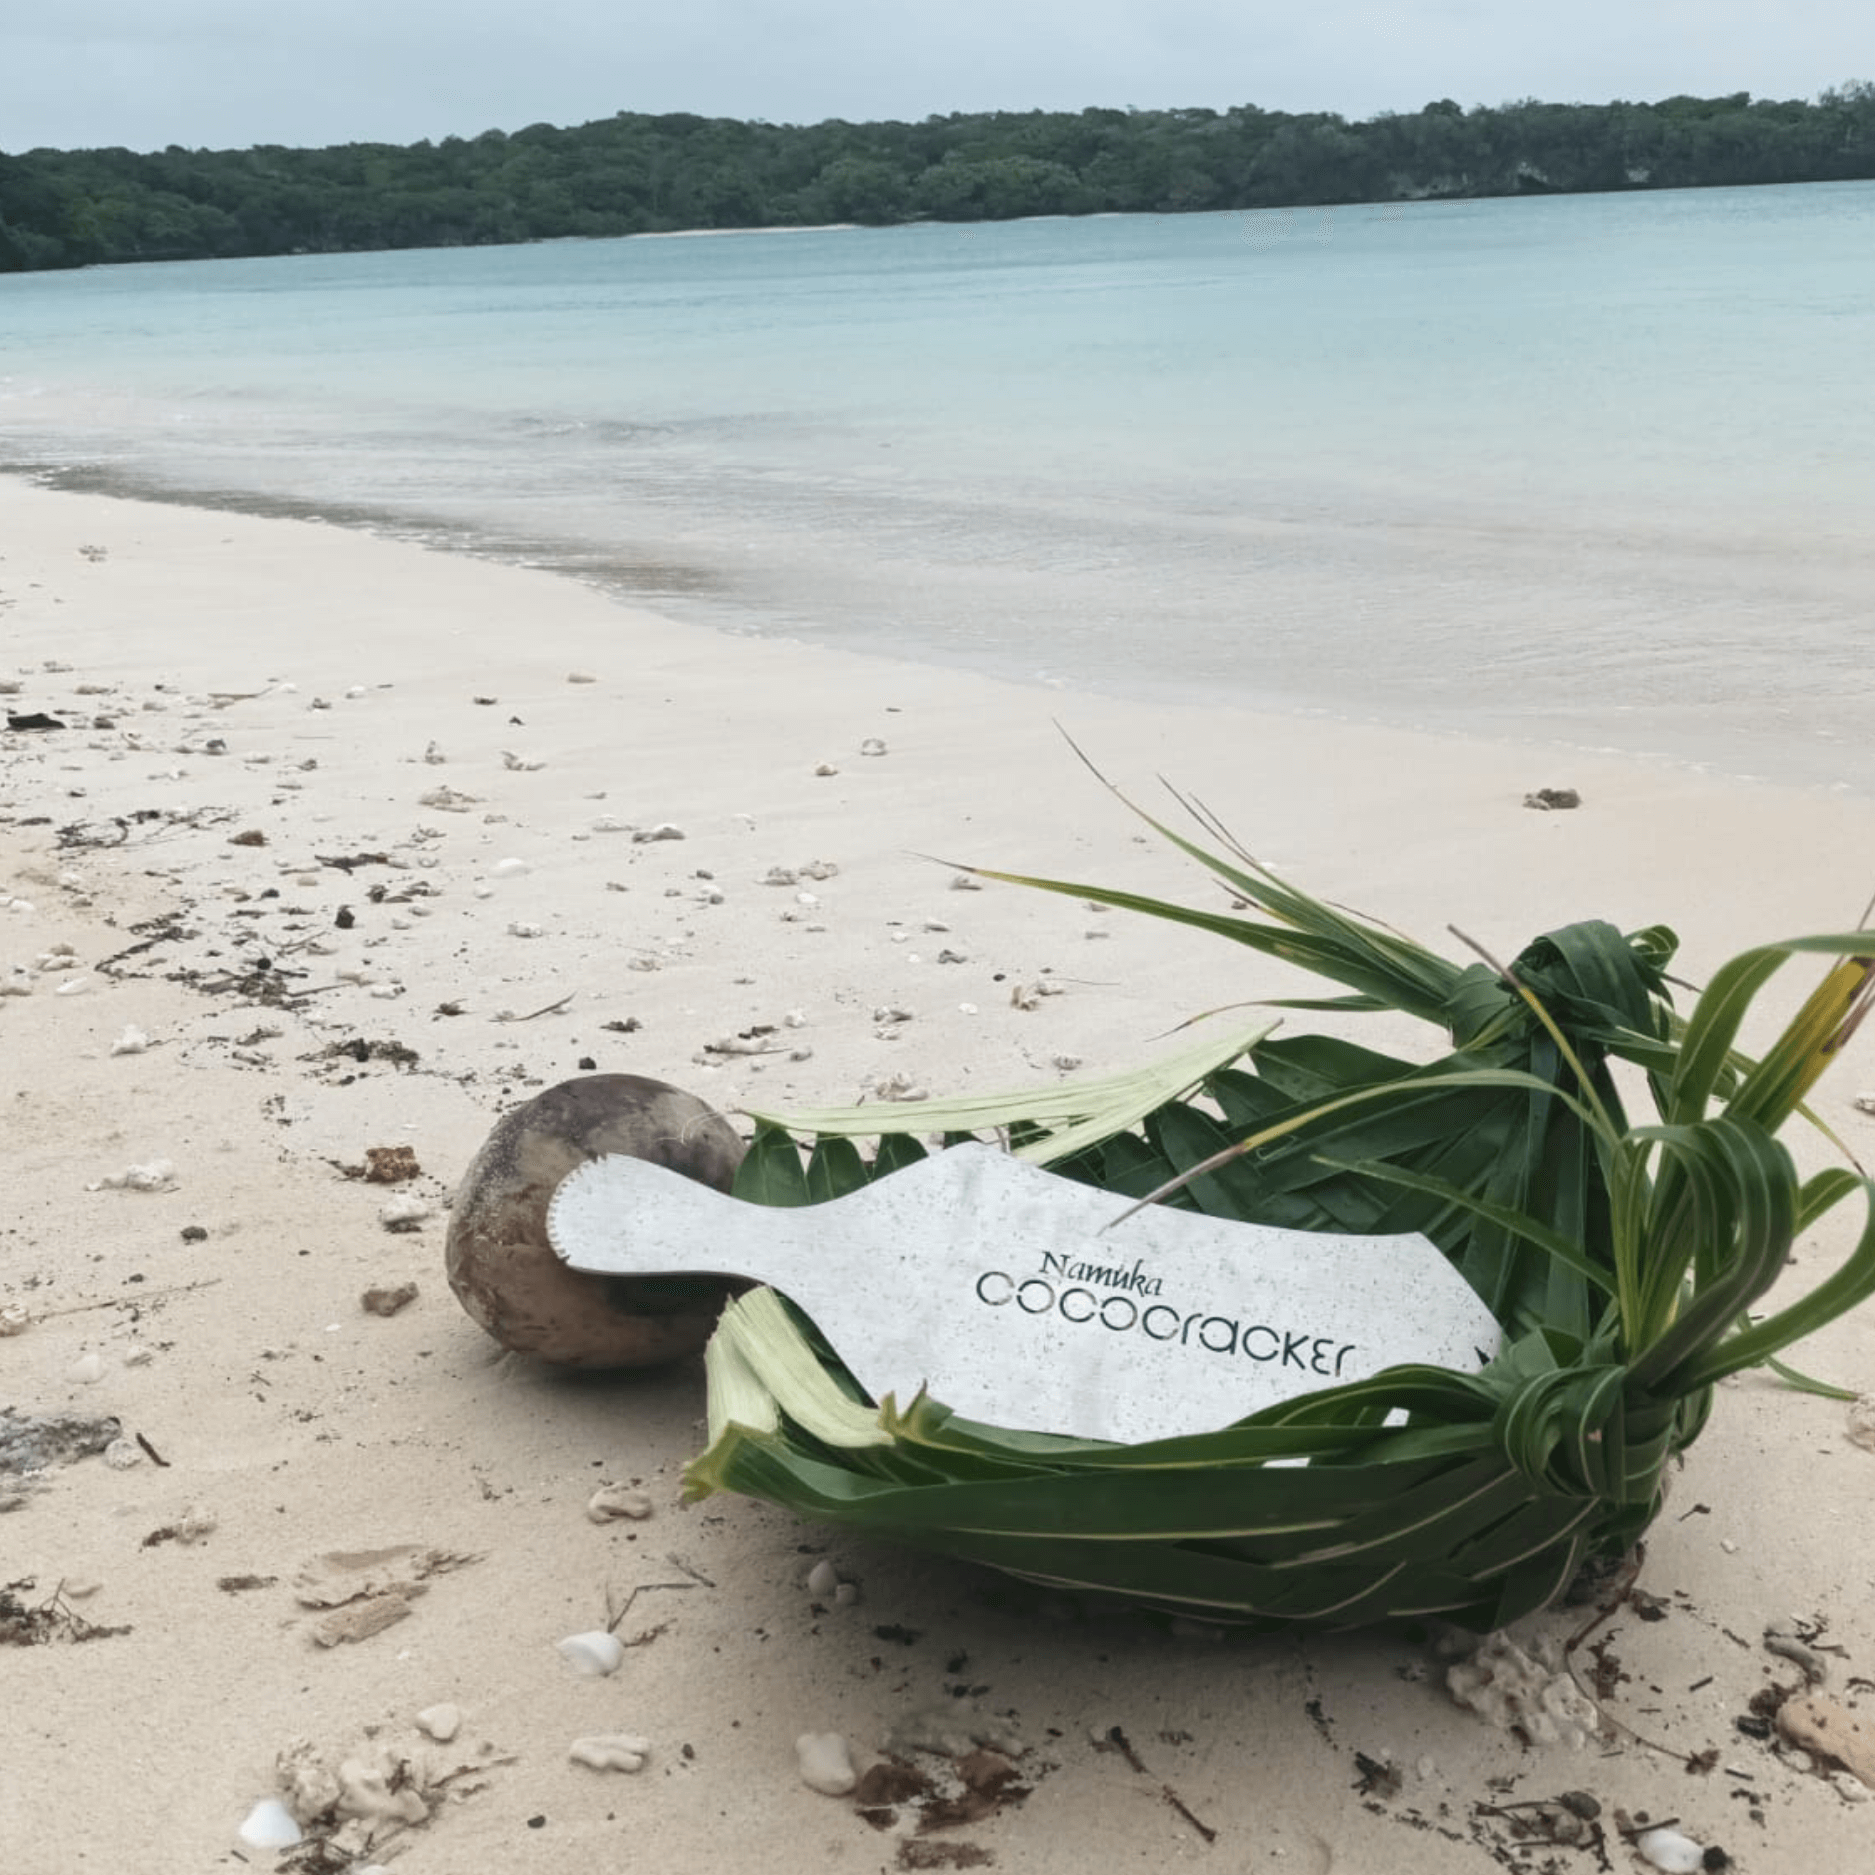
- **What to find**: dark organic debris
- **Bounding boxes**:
[855,1747,1033,1841]
[319,1037,421,1071]
[0,1579,130,1645]
[360,1145,421,1184]
[896,1846,993,1871]
[1354,1751,1403,1798]
[59,806,231,851]
[6,712,65,731]
[1523,786,1582,811]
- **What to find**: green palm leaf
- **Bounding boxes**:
[685,773,1875,1632]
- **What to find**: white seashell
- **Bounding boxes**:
[237,1797,303,1850]
[805,1559,839,1598]
[507,921,544,939]
[110,1025,151,1055]
[1635,1827,1706,1873]
[67,1351,107,1385]
[379,1194,432,1231]
[795,1732,857,1796]
[859,737,887,756]
[557,1629,625,1676]
[100,1159,177,1192]
[104,1437,143,1469]
[414,1703,461,1743]
[570,1733,650,1772]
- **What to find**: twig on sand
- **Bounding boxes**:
[498,993,574,1022]
[30,1277,223,1321]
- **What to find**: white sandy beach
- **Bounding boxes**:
[4,475,1875,1873]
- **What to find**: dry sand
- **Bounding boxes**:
[4,475,1875,1873]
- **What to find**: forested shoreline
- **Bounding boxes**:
[3,85,1872,271]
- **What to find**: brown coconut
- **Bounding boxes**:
[446,1074,746,1368]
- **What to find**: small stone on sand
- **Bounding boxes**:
[795,1732,856,1796]
[586,1483,654,1523]
[361,1282,419,1317]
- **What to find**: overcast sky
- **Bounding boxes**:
[6,1,1870,156]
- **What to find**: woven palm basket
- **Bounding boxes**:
[683,795,1875,1633]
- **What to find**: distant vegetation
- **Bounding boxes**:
[3,85,1873,271]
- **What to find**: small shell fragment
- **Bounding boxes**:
[796,1732,857,1796]
[586,1484,654,1524]
[99,1159,178,1192]
[557,1630,625,1677]
[570,1733,651,1772]
[237,1797,303,1850]
[415,1703,462,1743]
[1634,1827,1706,1873]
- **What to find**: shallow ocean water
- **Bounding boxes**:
[3,181,1872,788]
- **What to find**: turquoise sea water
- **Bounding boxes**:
[3,184,1873,788]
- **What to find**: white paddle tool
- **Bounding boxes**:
[549,1142,1501,1445]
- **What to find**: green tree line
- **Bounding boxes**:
[3,85,1873,271]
